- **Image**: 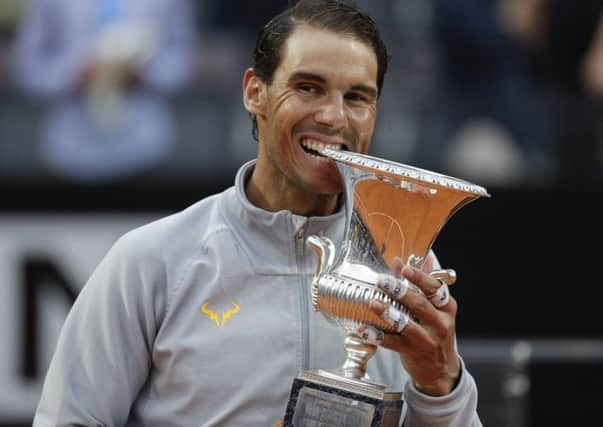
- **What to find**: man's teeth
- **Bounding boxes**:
[300,139,343,153]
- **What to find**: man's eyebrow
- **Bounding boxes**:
[350,84,378,99]
[288,71,326,85]
[288,71,378,98]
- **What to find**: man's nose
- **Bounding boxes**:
[314,93,347,129]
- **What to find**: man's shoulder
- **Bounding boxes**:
[112,188,234,261]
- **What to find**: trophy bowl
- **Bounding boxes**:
[309,149,489,337]
[283,149,489,427]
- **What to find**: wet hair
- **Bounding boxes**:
[250,0,390,140]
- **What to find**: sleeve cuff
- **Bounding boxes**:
[403,356,478,418]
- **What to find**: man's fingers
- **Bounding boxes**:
[403,266,458,316]
[376,272,442,324]
[391,256,403,278]
[375,272,457,326]
[368,300,433,349]
[428,280,451,308]
[369,300,410,333]
[379,262,453,302]
[376,273,410,300]
[376,262,458,325]
[402,266,440,296]
[356,324,384,346]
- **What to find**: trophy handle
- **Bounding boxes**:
[430,268,457,285]
[307,235,336,276]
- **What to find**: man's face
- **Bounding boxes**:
[246,25,379,196]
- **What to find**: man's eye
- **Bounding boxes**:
[299,84,318,94]
[346,93,368,103]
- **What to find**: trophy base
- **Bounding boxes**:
[283,370,403,427]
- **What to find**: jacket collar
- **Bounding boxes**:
[220,160,345,275]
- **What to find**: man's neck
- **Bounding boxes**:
[245,169,340,217]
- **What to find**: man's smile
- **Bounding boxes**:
[300,137,347,160]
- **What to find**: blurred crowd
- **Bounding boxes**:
[0,0,602,188]
[424,0,603,187]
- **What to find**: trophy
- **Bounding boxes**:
[283,149,489,426]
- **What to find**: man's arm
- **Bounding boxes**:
[402,356,481,426]
[33,231,166,426]
[367,253,482,426]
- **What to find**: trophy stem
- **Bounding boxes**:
[341,332,377,380]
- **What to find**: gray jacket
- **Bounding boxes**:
[34,160,481,426]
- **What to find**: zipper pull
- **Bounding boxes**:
[295,227,305,258]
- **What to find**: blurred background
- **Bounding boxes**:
[1,0,602,426]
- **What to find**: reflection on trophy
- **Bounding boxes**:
[283,150,490,426]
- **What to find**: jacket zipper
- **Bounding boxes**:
[295,225,310,371]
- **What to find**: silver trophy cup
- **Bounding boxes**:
[284,150,489,427]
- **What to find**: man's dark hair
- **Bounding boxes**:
[250,0,390,140]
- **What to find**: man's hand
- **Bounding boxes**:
[368,256,460,396]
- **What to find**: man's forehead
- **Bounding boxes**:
[276,25,378,84]
[283,24,373,59]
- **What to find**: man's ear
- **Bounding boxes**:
[243,68,267,117]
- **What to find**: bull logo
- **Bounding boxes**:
[200,301,240,328]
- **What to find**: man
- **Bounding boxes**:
[34,1,482,425]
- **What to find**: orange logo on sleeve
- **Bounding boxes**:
[200,301,240,328]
